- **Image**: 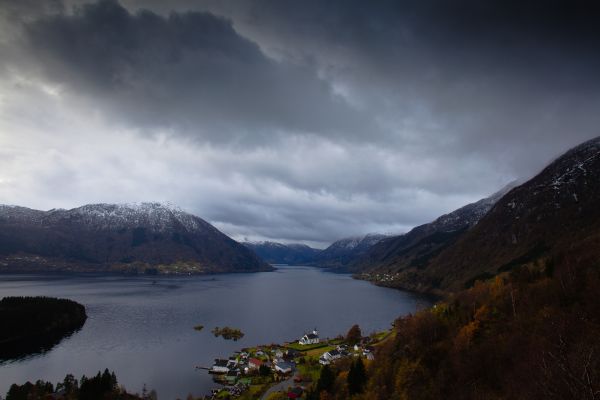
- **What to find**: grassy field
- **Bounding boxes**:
[285,342,326,352]
[296,361,321,382]
[304,345,336,358]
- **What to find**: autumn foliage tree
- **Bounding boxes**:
[345,324,362,346]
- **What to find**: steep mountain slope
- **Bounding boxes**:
[0,203,271,274]
[352,182,517,274]
[362,136,600,294]
[310,233,388,269]
[243,241,320,265]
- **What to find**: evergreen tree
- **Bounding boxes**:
[316,365,335,394]
[304,388,318,400]
[259,364,271,376]
[348,358,367,395]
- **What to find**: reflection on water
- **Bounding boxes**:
[0,266,428,399]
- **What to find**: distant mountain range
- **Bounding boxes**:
[309,233,388,269]
[0,203,271,274]
[357,136,600,295]
[243,241,321,265]
[244,183,520,272]
[244,233,388,268]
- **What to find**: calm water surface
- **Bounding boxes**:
[0,266,428,399]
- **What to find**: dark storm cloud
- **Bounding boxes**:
[3,0,600,246]
[214,0,600,153]
[11,0,373,143]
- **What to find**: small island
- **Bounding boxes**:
[211,326,245,341]
[0,296,87,360]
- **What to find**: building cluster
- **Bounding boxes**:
[318,343,375,365]
[206,327,377,399]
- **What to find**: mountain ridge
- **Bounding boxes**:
[0,202,271,275]
[359,136,600,295]
[350,181,518,274]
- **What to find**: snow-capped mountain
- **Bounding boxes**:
[309,233,389,269]
[243,241,320,265]
[58,202,218,233]
[0,202,270,274]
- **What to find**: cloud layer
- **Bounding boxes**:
[1,0,599,247]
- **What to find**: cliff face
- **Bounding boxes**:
[0,203,271,274]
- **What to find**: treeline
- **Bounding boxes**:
[316,252,600,399]
[6,369,147,400]
[0,296,87,359]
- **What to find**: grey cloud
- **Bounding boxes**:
[10,0,374,144]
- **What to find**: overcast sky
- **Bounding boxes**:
[1,0,599,247]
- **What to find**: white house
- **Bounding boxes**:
[298,329,320,345]
[227,359,238,368]
[274,361,294,374]
[322,349,342,361]
[211,359,230,374]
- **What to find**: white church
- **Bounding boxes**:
[298,328,320,345]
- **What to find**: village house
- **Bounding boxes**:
[274,361,294,374]
[298,328,320,345]
[248,358,264,370]
[211,359,230,374]
[323,349,341,361]
[319,349,342,365]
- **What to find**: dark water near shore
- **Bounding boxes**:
[0,266,428,399]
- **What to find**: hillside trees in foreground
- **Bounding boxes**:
[319,250,600,399]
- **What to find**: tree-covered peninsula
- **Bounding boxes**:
[0,296,87,360]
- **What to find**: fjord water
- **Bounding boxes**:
[0,266,427,399]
